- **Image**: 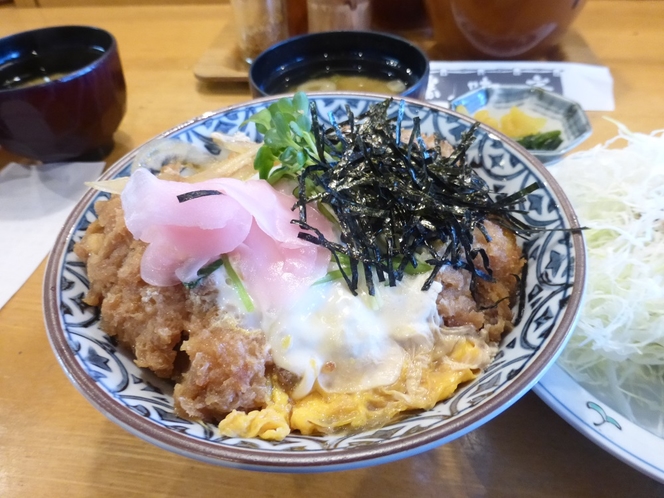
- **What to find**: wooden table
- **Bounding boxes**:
[2,3,664,496]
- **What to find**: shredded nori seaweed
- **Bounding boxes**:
[292,98,541,296]
[177,189,223,203]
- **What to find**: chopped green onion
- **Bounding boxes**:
[182,256,255,313]
[221,255,255,312]
[183,258,224,289]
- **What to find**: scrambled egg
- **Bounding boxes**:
[218,386,291,441]
[218,337,488,440]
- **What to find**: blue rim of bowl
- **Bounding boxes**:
[0,25,117,93]
[43,92,586,472]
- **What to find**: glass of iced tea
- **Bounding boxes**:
[230,0,288,63]
[306,0,371,32]
[423,0,586,59]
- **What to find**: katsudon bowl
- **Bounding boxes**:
[44,93,586,472]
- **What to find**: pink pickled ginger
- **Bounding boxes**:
[121,168,333,312]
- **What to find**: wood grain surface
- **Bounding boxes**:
[2,3,664,497]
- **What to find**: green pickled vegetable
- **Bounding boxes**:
[517,130,563,151]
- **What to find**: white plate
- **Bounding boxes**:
[535,364,664,483]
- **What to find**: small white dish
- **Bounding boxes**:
[450,85,592,164]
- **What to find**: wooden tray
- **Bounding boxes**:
[193,26,599,84]
[193,18,250,83]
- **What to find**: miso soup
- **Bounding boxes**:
[295,74,407,94]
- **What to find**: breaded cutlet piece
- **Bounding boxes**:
[435,220,524,343]
[75,196,272,418]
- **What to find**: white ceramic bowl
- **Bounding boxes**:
[44,93,586,472]
[450,84,592,164]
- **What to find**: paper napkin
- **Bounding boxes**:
[427,61,614,111]
[0,160,105,310]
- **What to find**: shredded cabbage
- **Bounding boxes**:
[551,121,664,437]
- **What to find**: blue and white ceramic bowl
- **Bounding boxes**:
[450,85,592,164]
[44,93,586,472]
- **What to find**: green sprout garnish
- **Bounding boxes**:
[243,92,324,183]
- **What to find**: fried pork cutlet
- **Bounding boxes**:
[435,220,525,342]
[74,196,273,420]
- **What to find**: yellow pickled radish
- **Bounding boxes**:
[455,104,470,115]
[473,109,500,130]
[499,107,546,138]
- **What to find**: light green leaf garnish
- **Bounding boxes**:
[242,92,318,182]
